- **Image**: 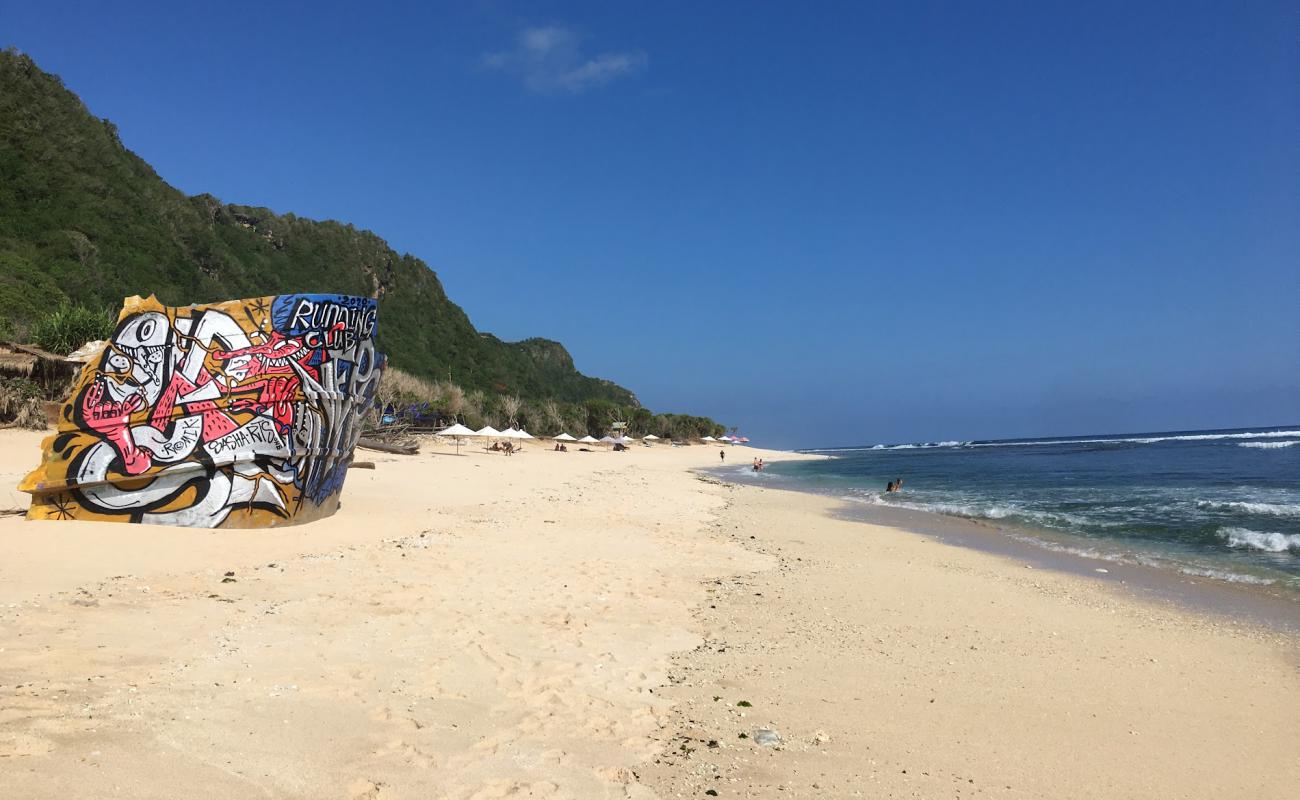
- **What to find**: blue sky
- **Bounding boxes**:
[4,1,1297,448]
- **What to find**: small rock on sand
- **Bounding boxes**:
[753,728,781,746]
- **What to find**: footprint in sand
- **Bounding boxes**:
[347,778,394,799]
[0,731,56,757]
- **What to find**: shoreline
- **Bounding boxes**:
[1,433,1295,798]
[644,473,1298,799]
[706,463,1300,635]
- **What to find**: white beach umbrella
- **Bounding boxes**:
[437,422,475,454]
[643,434,660,440]
[500,427,524,438]
[518,429,535,439]
[577,435,599,444]
[598,435,616,443]
[701,436,715,441]
[554,433,577,441]
[475,426,501,437]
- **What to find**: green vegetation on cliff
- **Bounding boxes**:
[0,49,724,436]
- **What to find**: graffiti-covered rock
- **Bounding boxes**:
[20,293,384,528]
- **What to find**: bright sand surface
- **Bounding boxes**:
[0,429,1295,799]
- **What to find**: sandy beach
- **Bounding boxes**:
[1,430,1296,799]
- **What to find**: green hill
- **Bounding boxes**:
[0,48,718,435]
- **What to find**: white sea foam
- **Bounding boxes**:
[1177,566,1276,586]
[1238,441,1298,449]
[802,429,1300,454]
[1217,527,1300,554]
[1001,531,1127,563]
[848,490,1119,534]
[1196,500,1300,518]
[969,429,1300,449]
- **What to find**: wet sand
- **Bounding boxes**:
[641,479,1299,799]
[709,461,1300,634]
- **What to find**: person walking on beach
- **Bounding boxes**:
[720,449,725,462]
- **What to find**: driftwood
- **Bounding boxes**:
[357,437,419,456]
[349,461,377,470]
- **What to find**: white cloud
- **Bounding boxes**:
[482,25,647,94]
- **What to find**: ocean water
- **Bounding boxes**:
[749,426,1300,591]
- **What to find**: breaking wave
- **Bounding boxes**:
[1196,500,1300,518]
[804,429,1300,455]
[969,429,1300,449]
[1218,527,1300,554]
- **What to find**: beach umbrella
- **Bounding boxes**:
[718,435,732,442]
[737,436,750,443]
[475,426,501,437]
[437,422,476,454]
[598,435,616,443]
[643,434,659,441]
[577,435,599,444]
[499,428,529,455]
[701,436,715,441]
[554,432,577,441]
[518,429,535,439]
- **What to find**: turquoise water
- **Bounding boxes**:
[745,427,1300,590]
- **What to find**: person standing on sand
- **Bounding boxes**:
[720,449,725,462]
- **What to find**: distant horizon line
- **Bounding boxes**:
[798,422,1300,452]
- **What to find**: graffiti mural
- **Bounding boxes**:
[20,294,384,528]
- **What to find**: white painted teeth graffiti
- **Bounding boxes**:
[20,293,385,528]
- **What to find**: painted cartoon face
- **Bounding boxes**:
[101,312,171,404]
[213,334,307,386]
